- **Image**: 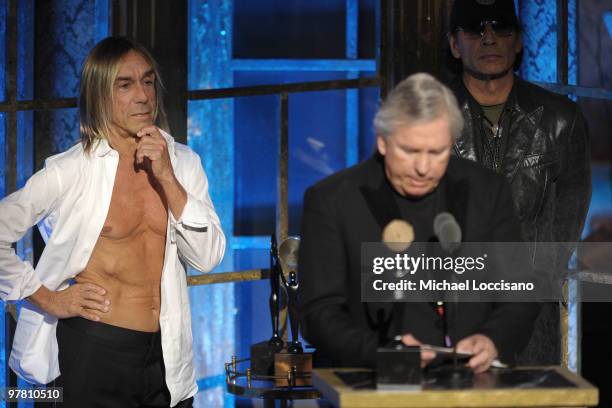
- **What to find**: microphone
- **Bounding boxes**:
[434,212,462,253]
[382,219,415,252]
[382,220,414,304]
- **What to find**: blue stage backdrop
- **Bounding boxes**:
[187,0,378,405]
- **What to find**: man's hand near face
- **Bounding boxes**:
[456,333,498,373]
[135,125,187,219]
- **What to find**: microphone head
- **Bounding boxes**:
[434,212,462,252]
[382,219,414,252]
[433,213,454,237]
[279,236,300,283]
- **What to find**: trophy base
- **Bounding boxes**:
[251,341,281,376]
[274,352,313,387]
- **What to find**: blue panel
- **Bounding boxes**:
[233,71,348,236]
[231,236,269,250]
[15,4,33,174]
[188,0,235,406]
[233,94,278,235]
[17,0,33,101]
[345,0,358,59]
[188,99,234,258]
[568,0,576,86]
[189,1,381,405]
[232,272,273,361]
[233,0,345,59]
[233,69,346,87]
[94,0,110,42]
[0,0,6,103]
[188,0,233,91]
[35,109,80,164]
[345,0,359,166]
[289,89,347,235]
[196,374,226,392]
[188,283,235,408]
[345,85,359,166]
[360,0,378,60]
[520,0,556,83]
[16,112,34,262]
[231,58,376,71]
[35,1,102,99]
[232,69,379,236]
[604,12,612,40]
[520,0,577,87]
[359,85,378,159]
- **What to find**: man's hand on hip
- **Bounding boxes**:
[27,283,110,321]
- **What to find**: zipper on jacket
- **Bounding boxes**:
[492,124,501,172]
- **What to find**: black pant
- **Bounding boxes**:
[50,317,194,408]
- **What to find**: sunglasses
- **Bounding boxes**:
[456,20,517,39]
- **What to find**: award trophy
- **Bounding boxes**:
[250,234,285,376]
[273,236,312,386]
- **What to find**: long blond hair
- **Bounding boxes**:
[79,36,168,153]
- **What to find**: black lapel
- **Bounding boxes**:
[451,80,479,161]
[359,158,402,234]
[502,80,544,181]
[359,155,402,338]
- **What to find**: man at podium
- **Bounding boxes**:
[298,73,538,373]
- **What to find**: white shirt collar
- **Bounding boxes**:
[92,129,177,164]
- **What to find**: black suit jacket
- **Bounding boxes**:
[298,154,538,368]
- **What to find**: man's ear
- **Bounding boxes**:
[448,33,461,59]
[376,135,387,156]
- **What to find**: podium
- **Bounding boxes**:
[313,367,598,407]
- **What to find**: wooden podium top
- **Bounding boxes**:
[313,367,598,408]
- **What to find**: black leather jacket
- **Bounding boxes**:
[451,77,591,247]
[450,77,591,364]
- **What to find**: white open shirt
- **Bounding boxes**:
[0,131,225,407]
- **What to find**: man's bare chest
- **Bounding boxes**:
[101,168,168,240]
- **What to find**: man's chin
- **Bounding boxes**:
[403,185,435,198]
[128,123,153,136]
[466,66,513,81]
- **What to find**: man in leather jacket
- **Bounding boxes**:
[447,0,591,364]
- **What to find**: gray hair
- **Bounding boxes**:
[374,73,464,139]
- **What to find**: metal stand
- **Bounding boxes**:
[225,356,319,407]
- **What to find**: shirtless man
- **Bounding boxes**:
[0,37,225,407]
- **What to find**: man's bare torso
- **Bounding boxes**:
[77,158,168,332]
